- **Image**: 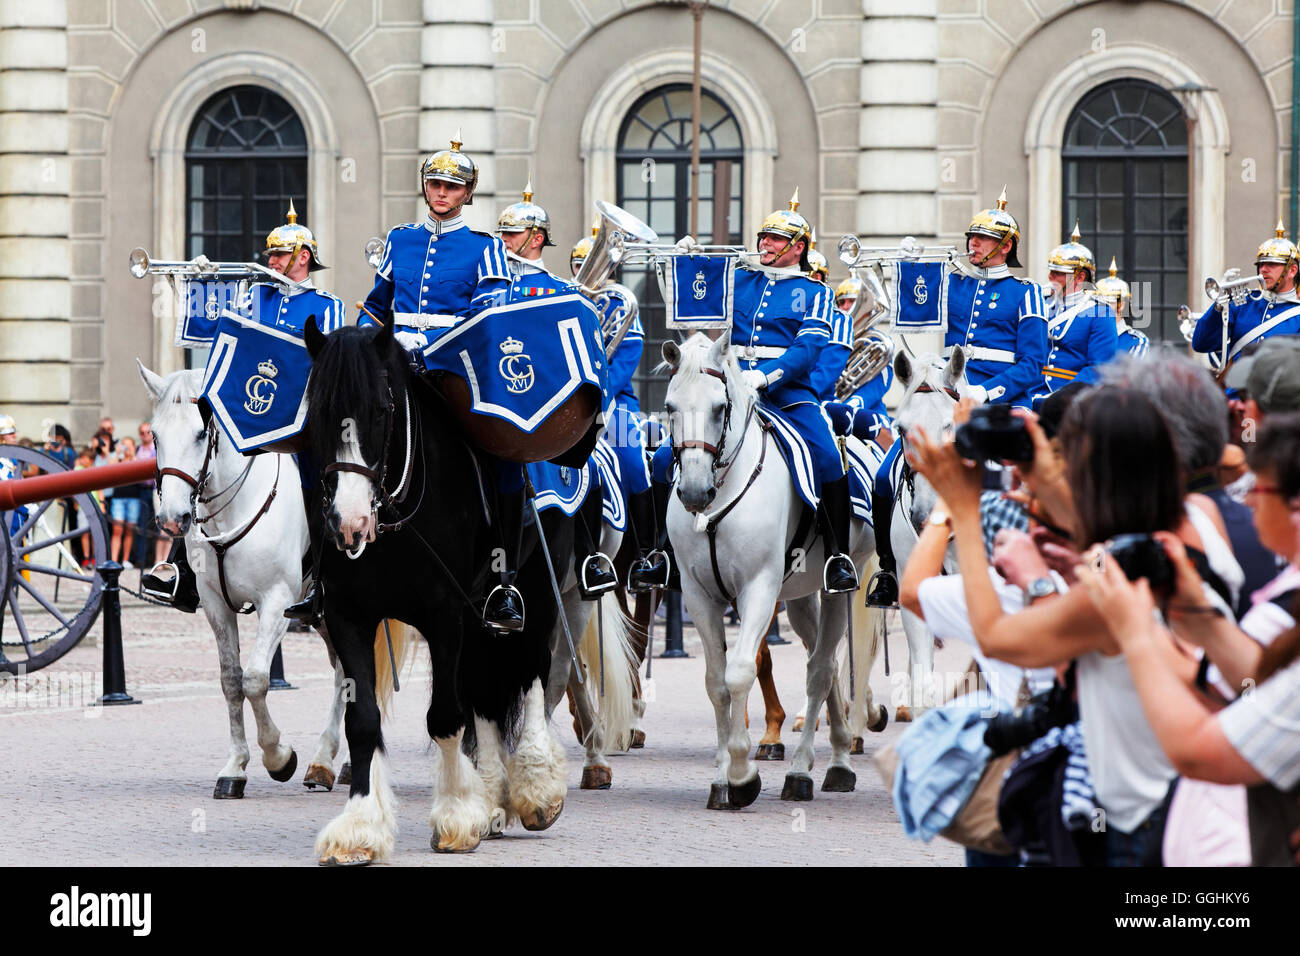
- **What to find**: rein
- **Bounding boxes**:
[670,364,755,489]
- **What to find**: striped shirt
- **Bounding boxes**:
[1217,655,1300,790]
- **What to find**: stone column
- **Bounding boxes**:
[859,0,938,244]
[421,0,497,231]
[0,0,70,438]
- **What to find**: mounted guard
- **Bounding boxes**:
[1030,222,1117,406]
[1192,220,1300,368]
[1094,257,1149,358]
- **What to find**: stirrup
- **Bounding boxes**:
[483,584,526,634]
[822,553,859,595]
[627,549,670,593]
[141,562,180,602]
[578,553,618,600]
[864,569,900,608]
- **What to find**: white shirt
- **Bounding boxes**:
[1217,655,1300,791]
[915,568,1056,709]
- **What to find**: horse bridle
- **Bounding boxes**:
[669,364,756,489]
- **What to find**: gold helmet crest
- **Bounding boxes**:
[834,275,864,304]
[1255,220,1298,267]
[496,177,556,247]
[420,130,479,205]
[966,187,1021,268]
[1093,256,1131,311]
[263,200,326,271]
[758,189,812,252]
[1047,221,1095,276]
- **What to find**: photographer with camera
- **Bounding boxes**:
[905,384,1248,865]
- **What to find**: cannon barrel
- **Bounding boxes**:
[0,458,157,511]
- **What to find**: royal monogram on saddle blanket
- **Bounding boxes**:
[174,278,244,347]
[659,254,735,331]
[422,292,608,434]
[527,460,594,516]
[201,312,311,453]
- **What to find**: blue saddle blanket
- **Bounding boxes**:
[846,435,884,524]
[756,406,882,527]
[591,437,626,531]
[200,313,310,453]
[527,460,594,517]
[422,292,608,434]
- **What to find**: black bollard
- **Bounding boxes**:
[658,590,688,658]
[268,645,295,690]
[97,562,140,706]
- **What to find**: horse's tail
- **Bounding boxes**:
[845,553,883,735]
[375,620,416,721]
[576,594,637,751]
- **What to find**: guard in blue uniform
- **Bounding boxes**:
[817,274,895,449]
[145,204,346,615]
[569,228,667,592]
[650,191,859,594]
[866,189,1048,607]
[1094,257,1149,359]
[807,236,854,403]
[357,137,525,633]
[1029,223,1117,406]
[496,181,618,598]
[1192,221,1300,366]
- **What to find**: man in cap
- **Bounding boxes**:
[1030,222,1117,405]
[1094,257,1149,358]
[1225,335,1300,425]
[356,138,523,631]
[145,204,345,614]
[1193,221,1300,365]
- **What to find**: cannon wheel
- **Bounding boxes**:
[0,446,109,674]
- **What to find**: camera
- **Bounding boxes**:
[1104,533,1175,594]
[983,682,1077,756]
[953,403,1034,462]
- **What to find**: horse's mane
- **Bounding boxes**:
[152,369,205,429]
[306,325,408,470]
[673,331,746,384]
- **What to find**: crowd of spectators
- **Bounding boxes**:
[892,337,1300,867]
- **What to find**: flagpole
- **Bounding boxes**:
[689,1,706,239]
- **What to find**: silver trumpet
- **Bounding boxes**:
[838,233,964,270]
[1204,268,1262,306]
[128,246,296,289]
[363,236,385,270]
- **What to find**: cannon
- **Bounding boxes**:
[0,450,155,673]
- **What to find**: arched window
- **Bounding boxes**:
[1063,80,1188,340]
[185,85,307,263]
[616,85,743,409]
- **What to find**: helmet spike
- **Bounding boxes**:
[522,173,533,204]
[996,186,1008,211]
[286,198,298,225]
[591,215,600,237]
[450,128,463,152]
[1108,255,1118,277]
[809,227,818,249]
[1070,220,1081,243]
[789,188,800,212]
[1278,219,1287,239]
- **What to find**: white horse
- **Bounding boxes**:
[661,333,878,806]
[139,361,348,797]
[881,347,978,719]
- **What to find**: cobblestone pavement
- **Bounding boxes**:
[2,581,964,866]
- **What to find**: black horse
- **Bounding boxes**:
[303,318,574,864]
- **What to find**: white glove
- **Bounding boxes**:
[394,330,425,351]
[674,235,703,254]
[741,369,770,391]
[190,254,212,271]
[967,384,988,404]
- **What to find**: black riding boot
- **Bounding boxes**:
[574,513,618,600]
[626,488,670,592]
[864,488,898,607]
[284,485,324,625]
[631,480,678,592]
[819,476,859,594]
[141,537,200,613]
[483,488,526,632]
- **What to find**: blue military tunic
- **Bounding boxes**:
[842,364,894,439]
[1116,321,1150,359]
[597,286,650,495]
[1191,289,1300,363]
[241,279,345,335]
[1029,290,1118,405]
[810,302,854,402]
[942,265,1049,407]
[359,213,510,352]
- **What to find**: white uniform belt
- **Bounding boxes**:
[393,312,457,330]
[946,345,1014,364]
[739,345,787,360]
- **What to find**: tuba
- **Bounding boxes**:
[574,200,658,357]
[835,328,896,400]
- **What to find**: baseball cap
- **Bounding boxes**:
[1225,335,1300,412]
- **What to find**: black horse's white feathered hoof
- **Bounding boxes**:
[213,777,246,799]
[780,773,814,801]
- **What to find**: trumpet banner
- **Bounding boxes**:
[660,254,735,330]
[887,261,948,333]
